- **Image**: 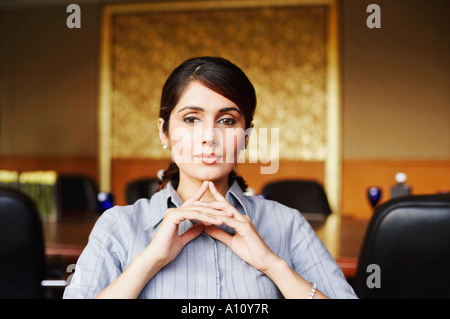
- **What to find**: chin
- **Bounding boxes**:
[182,162,234,182]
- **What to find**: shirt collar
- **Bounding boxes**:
[226,180,251,217]
[145,180,250,230]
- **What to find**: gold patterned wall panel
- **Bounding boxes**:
[110,5,328,161]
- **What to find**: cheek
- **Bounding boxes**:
[222,128,245,162]
[168,126,195,162]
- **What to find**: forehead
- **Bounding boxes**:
[173,81,240,113]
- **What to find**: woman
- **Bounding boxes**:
[63,57,357,299]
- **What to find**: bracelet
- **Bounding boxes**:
[308,283,317,299]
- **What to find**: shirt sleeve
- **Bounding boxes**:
[289,210,358,299]
[63,207,128,299]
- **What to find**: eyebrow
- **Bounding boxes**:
[177,106,241,114]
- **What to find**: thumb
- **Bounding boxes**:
[204,225,233,246]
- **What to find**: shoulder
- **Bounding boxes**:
[246,194,299,215]
[91,198,152,239]
[244,194,307,227]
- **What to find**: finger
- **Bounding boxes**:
[193,200,228,209]
[178,205,233,221]
[188,205,233,217]
[180,223,205,246]
[181,181,209,207]
[192,200,237,218]
[166,208,223,226]
[213,214,246,232]
[204,225,233,246]
[192,200,230,211]
[208,181,227,202]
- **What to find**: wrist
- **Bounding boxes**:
[134,249,165,280]
[261,255,288,279]
[261,257,327,299]
[96,250,164,299]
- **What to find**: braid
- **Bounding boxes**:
[157,162,180,191]
[158,161,248,192]
[228,170,248,192]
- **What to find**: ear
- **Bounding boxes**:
[158,118,170,148]
[244,123,254,148]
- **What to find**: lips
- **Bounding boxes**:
[195,153,222,164]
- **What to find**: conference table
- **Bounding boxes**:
[42,213,369,280]
[309,215,369,278]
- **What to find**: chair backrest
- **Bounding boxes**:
[0,187,46,298]
[261,179,332,219]
[126,178,160,204]
[353,193,450,298]
[57,174,99,213]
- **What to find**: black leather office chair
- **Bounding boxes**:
[57,174,99,214]
[126,178,160,204]
[261,179,332,220]
[353,193,450,298]
[0,187,46,298]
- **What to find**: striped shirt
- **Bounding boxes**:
[63,181,357,299]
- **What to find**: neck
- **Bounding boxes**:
[177,171,229,203]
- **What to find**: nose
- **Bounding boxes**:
[202,127,217,147]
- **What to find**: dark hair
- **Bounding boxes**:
[158,57,257,192]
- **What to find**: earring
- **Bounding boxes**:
[162,144,168,149]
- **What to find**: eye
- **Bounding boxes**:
[183,116,201,124]
[218,118,236,126]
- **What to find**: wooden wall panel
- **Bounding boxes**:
[111,158,171,206]
[0,156,98,181]
[342,160,450,219]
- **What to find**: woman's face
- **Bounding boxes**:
[159,81,248,183]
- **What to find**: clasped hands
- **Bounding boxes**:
[99,181,326,299]
[146,180,279,274]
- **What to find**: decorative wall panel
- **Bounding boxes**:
[110,5,328,161]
